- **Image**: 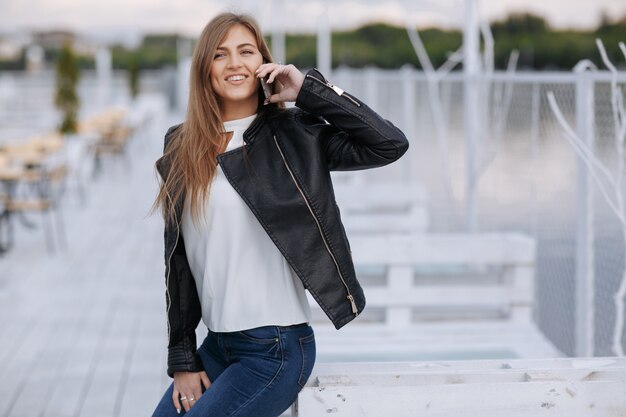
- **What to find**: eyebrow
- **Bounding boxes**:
[216,43,257,50]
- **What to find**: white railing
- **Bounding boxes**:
[294,357,626,417]
[308,232,560,361]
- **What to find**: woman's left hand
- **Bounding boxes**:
[255,63,304,104]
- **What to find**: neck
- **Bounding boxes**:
[220,99,258,122]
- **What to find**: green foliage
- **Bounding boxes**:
[128,53,140,98]
[286,23,461,70]
[414,29,463,69]
[45,47,93,69]
[491,12,550,36]
[490,11,626,70]
[286,34,317,68]
[54,42,80,134]
[111,34,179,70]
[593,13,626,66]
[333,23,420,68]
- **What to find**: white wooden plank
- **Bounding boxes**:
[351,234,536,264]
[296,381,626,417]
[308,358,626,376]
[365,285,532,307]
[297,360,626,417]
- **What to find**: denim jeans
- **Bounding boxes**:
[151,323,316,417]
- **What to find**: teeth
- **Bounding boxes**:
[227,75,245,81]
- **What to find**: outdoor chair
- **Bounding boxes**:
[0,157,69,253]
[64,133,98,205]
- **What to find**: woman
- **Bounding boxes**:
[151,12,409,417]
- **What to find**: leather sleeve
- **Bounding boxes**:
[294,68,409,171]
[166,234,203,378]
[159,124,204,378]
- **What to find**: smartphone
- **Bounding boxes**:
[260,77,273,104]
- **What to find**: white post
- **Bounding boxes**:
[530,83,541,241]
[177,58,192,114]
[364,66,378,111]
[266,0,286,64]
[25,45,44,73]
[386,265,413,328]
[401,64,416,183]
[463,0,480,232]
[271,31,286,64]
[95,47,112,108]
[177,38,193,114]
[575,70,595,357]
[316,5,332,77]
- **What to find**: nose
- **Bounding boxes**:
[226,53,242,68]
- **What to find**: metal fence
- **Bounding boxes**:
[331,67,626,358]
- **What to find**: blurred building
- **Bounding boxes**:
[33,30,98,55]
[0,30,32,60]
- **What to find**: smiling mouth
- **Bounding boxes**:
[226,75,247,81]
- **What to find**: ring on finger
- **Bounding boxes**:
[189,396,195,401]
[180,396,188,401]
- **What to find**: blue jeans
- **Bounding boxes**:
[151,323,316,417]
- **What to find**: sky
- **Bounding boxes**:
[0,0,625,42]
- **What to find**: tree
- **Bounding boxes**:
[54,42,80,134]
[128,53,140,99]
[491,13,550,36]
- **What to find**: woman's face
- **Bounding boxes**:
[210,24,263,118]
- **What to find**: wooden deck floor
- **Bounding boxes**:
[0,116,174,417]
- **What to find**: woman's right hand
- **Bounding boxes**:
[255,63,304,104]
[172,371,212,413]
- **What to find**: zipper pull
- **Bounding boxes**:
[306,73,361,106]
[330,84,344,96]
[347,294,358,315]
[330,84,360,107]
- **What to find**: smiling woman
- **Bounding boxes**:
[209,25,263,120]
[150,10,409,417]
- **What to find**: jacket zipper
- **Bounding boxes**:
[273,135,358,316]
[306,74,361,107]
[165,189,181,344]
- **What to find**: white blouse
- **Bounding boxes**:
[180,113,312,332]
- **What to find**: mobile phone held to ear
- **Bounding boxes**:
[260,76,273,105]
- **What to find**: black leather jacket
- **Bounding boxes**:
[155,68,409,377]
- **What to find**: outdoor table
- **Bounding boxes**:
[0,135,69,253]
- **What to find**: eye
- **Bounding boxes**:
[214,52,226,59]
[241,50,254,55]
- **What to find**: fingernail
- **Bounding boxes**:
[263,98,270,106]
[176,408,181,414]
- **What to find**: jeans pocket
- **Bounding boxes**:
[297,331,316,388]
[237,326,280,344]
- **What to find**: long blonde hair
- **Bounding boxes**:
[152,12,280,227]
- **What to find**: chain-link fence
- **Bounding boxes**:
[331,67,626,358]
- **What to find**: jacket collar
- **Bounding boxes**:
[243,106,279,145]
[156,106,280,181]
